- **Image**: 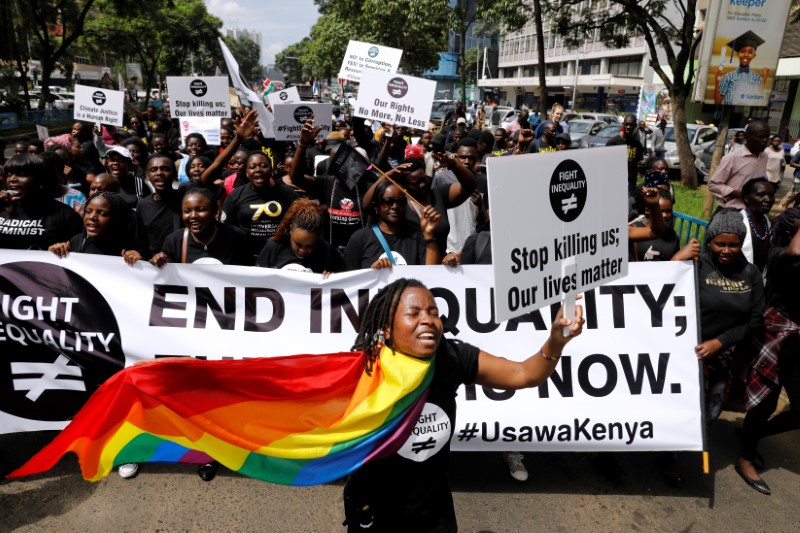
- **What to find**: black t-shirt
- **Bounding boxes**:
[405,184,451,256]
[304,175,378,250]
[68,232,135,257]
[606,135,644,186]
[0,199,84,250]
[256,239,343,273]
[765,247,800,322]
[221,182,298,257]
[135,193,183,258]
[344,223,428,270]
[534,137,557,153]
[344,340,479,533]
[628,220,680,261]
[160,224,253,265]
[118,172,152,209]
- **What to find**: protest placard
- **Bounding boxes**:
[267,86,301,107]
[487,147,629,322]
[178,116,221,146]
[167,77,230,119]
[272,102,332,141]
[73,85,125,127]
[337,40,403,83]
[354,69,435,129]
[35,125,49,141]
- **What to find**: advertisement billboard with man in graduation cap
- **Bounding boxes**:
[694,0,792,107]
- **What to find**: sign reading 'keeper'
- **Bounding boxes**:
[487,147,629,322]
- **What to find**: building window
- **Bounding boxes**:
[580,59,601,75]
[608,55,642,77]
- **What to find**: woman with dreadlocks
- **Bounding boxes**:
[343,278,584,532]
[48,191,139,264]
[256,198,343,275]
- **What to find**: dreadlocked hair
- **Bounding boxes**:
[271,198,325,242]
[85,191,134,242]
[351,278,428,375]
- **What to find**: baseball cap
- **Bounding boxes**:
[106,146,132,160]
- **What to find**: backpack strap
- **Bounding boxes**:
[371,225,396,265]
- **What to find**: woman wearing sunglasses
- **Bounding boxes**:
[344,179,441,270]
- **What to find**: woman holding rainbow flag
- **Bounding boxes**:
[342,278,584,532]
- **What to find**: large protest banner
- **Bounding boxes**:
[693,0,792,106]
[0,252,702,452]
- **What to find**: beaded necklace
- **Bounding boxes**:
[745,210,769,241]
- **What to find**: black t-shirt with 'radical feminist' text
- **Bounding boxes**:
[0,199,83,250]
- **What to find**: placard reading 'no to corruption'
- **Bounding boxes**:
[354,69,435,129]
[73,85,125,127]
[272,102,332,141]
[166,77,230,119]
[487,146,629,322]
[337,40,403,83]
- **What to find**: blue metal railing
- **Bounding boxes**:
[673,211,708,252]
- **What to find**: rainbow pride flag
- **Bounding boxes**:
[9,347,433,486]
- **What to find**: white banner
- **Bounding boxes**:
[272,103,332,141]
[354,69,435,129]
[267,86,301,107]
[178,116,221,147]
[218,38,274,136]
[35,125,49,141]
[73,85,125,127]
[166,76,230,119]
[487,147,629,321]
[337,40,403,83]
[0,252,702,451]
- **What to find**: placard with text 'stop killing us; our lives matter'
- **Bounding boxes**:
[166,77,230,119]
[353,69,435,129]
[486,146,629,322]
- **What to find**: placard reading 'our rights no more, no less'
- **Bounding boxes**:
[353,69,436,129]
[74,85,125,127]
[487,146,629,322]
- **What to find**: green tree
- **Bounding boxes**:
[86,0,222,105]
[550,0,702,188]
[11,0,99,109]
[223,36,262,83]
[276,39,311,84]
[445,0,528,105]
[313,0,449,76]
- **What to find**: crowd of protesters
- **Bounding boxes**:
[0,94,797,510]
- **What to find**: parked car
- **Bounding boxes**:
[486,106,516,133]
[664,124,718,176]
[565,119,607,149]
[582,123,621,148]
[430,100,455,127]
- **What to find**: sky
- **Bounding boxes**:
[204,0,321,65]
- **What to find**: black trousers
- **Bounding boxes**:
[740,336,800,460]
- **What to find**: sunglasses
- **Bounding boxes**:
[379,196,408,207]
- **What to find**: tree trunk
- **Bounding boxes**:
[533,0,547,120]
[671,85,698,189]
[38,60,55,110]
[703,106,732,218]
[459,28,467,106]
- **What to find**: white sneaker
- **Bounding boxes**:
[118,463,139,479]
[503,452,528,482]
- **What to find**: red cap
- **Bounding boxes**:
[404,143,426,160]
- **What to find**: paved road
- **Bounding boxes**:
[1,408,799,532]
